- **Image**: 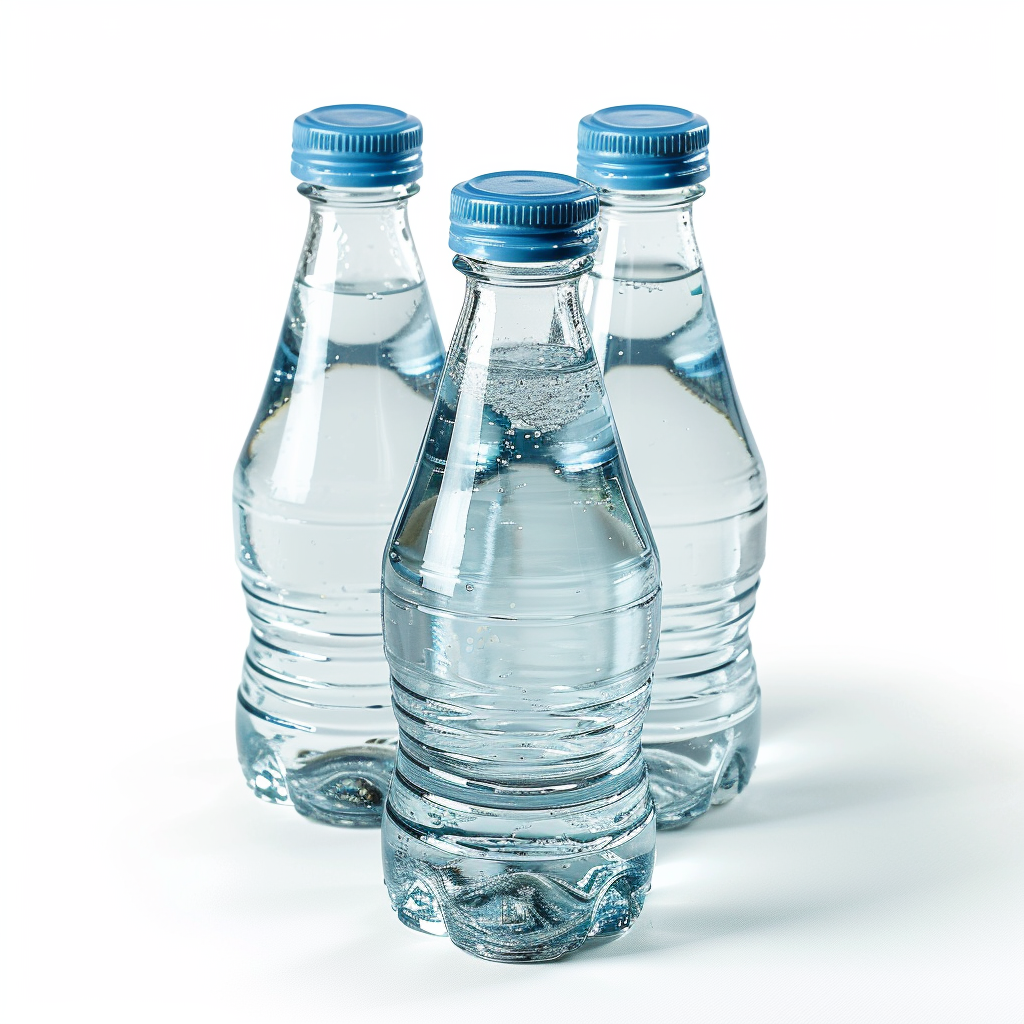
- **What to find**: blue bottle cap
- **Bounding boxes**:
[577,105,710,191]
[290,104,423,187]
[449,171,599,263]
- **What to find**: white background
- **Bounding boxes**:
[2,2,1022,1020]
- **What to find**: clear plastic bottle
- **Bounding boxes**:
[578,106,767,828]
[381,172,660,962]
[234,105,445,826]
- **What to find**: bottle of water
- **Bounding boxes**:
[381,172,660,961]
[234,105,445,826]
[578,106,767,828]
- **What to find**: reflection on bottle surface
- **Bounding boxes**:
[382,243,659,961]
[587,262,766,829]
[235,253,444,827]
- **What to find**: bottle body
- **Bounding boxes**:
[381,257,659,961]
[234,184,445,826]
[585,188,766,828]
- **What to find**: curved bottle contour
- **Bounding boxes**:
[381,255,660,961]
[584,186,767,828]
[234,182,446,826]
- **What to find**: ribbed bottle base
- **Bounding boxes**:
[235,690,395,827]
[381,765,656,961]
[644,691,760,829]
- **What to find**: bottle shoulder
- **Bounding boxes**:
[386,448,660,615]
[235,274,444,512]
[584,266,763,484]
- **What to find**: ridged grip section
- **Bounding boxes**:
[293,116,422,155]
[450,190,598,229]
[579,121,708,157]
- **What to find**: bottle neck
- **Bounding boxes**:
[296,182,425,291]
[591,185,705,282]
[452,255,594,359]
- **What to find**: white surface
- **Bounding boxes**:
[2,2,1022,1020]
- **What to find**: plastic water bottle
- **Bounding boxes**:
[381,172,660,962]
[578,106,767,828]
[233,105,445,826]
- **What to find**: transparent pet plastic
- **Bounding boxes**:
[381,254,660,961]
[234,183,445,826]
[584,185,767,828]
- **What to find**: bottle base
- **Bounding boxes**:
[644,700,760,830]
[382,802,656,962]
[236,697,394,827]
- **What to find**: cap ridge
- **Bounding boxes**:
[578,123,709,157]
[291,103,423,187]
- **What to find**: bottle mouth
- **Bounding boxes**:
[297,181,419,205]
[576,159,710,193]
[448,222,598,264]
[593,184,706,209]
[452,254,593,282]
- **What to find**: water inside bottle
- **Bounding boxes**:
[586,267,766,827]
[383,337,659,960]
[235,280,443,825]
